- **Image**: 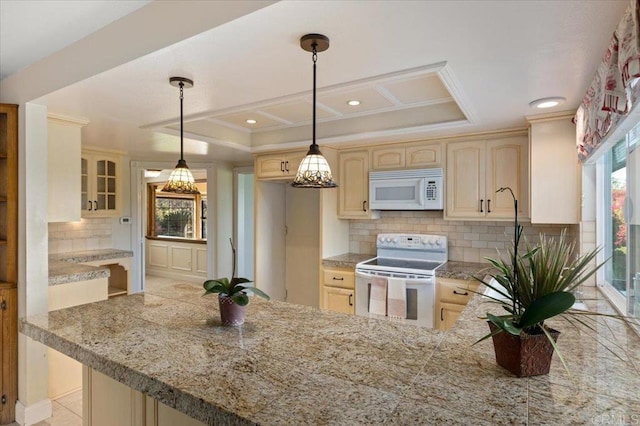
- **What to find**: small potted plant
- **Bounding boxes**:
[476,187,615,377]
[203,239,269,326]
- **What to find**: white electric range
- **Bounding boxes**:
[354,233,447,328]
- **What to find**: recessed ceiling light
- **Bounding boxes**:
[246,119,257,124]
[347,100,361,106]
[529,97,566,109]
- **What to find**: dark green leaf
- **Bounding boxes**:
[519,291,575,329]
[231,293,250,306]
[487,313,522,336]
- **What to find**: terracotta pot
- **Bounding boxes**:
[218,295,247,326]
[488,321,560,377]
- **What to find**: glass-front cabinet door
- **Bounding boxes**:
[81,150,120,218]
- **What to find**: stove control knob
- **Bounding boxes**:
[436,239,442,246]
[421,237,428,245]
[430,239,436,246]
[385,237,392,243]
[378,236,385,243]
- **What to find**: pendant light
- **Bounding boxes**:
[292,34,338,188]
[162,77,200,194]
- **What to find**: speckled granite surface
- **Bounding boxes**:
[50,249,133,264]
[322,253,373,269]
[21,283,640,425]
[48,249,133,285]
[48,261,110,285]
[435,261,490,280]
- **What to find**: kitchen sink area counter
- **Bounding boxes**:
[20,281,640,425]
[322,253,373,269]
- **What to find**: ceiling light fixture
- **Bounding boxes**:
[529,97,566,109]
[162,77,200,194]
[246,119,257,124]
[292,33,337,189]
[347,100,361,106]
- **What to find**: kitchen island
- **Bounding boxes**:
[20,281,640,425]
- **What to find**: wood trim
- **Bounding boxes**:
[145,236,207,245]
[0,288,17,424]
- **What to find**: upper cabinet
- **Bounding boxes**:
[527,113,580,224]
[81,148,122,218]
[338,150,379,219]
[371,142,442,170]
[255,150,306,180]
[48,114,88,223]
[445,133,529,220]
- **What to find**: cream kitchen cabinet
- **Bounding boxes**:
[527,113,581,224]
[445,134,528,220]
[255,150,306,180]
[435,278,478,331]
[81,148,122,218]
[47,114,88,222]
[338,150,379,219]
[371,142,442,170]
[321,267,355,315]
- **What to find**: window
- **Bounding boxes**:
[147,183,207,240]
[603,140,627,294]
[598,122,639,320]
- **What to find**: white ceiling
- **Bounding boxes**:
[0,0,628,164]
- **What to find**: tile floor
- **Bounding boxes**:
[10,275,187,426]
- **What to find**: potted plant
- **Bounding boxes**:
[476,187,610,377]
[203,239,269,326]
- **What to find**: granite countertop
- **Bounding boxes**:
[322,253,373,269]
[323,253,489,281]
[20,281,640,425]
[435,261,490,280]
[48,249,133,286]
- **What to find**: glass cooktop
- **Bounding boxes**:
[359,258,443,271]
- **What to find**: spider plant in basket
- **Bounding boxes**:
[475,187,619,377]
[203,239,269,326]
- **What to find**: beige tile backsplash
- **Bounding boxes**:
[349,211,579,263]
[48,218,113,254]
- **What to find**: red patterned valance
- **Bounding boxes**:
[576,0,640,162]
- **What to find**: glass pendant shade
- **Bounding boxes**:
[292,33,337,189]
[292,144,337,188]
[162,159,200,194]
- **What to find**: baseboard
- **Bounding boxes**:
[145,269,205,284]
[15,398,52,426]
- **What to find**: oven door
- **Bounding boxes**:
[355,270,435,328]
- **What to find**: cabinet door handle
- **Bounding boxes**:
[88,201,93,211]
[280,161,285,172]
[94,200,98,211]
[348,294,353,306]
[487,199,491,213]
[440,307,444,321]
[453,290,469,296]
[480,199,484,213]
[362,200,367,212]
[332,277,344,281]
[285,160,290,172]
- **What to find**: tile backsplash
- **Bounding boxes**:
[48,218,113,254]
[349,211,579,263]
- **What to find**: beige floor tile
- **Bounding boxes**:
[32,401,82,426]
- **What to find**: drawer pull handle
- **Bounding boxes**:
[440,307,444,321]
[332,277,344,281]
[348,294,353,306]
[280,161,285,172]
[487,199,491,213]
[453,290,469,296]
[480,199,484,213]
[362,200,367,212]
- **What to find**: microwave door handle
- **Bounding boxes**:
[419,179,426,206]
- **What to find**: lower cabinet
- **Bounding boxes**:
[48,278,108,399]
[435,278,478,331]
[84,367,206,426]
[321,267,355,315]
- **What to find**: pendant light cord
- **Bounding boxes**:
[179,81,184,161]
[312,43,317,148]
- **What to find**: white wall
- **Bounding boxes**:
[237,172,254,280]
[111,155,132,251]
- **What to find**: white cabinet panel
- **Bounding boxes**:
[195,248,208,274]
[170,246,192,271]
[148,243,168,268]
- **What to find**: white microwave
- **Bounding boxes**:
[369,168,444,210]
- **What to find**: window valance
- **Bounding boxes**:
[576,0,640,162]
